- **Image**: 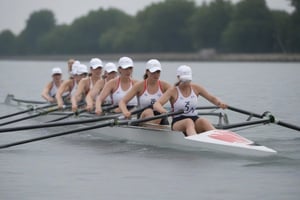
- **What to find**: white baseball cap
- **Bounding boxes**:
[177,65,192,81]
[105,62,117,73]
[118,56,134,69]
[76,64,89,75]
[52,67,62,75]
[90,58,103,69]
[146,59,162,73]
[71,60,81,75]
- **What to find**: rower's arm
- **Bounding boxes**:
[195,84,227,109]
[56,80,70,109]
[95,80,114,115]
[154,87,174,113]
[41,82,54,102]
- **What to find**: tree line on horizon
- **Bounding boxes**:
[0,0,299,56]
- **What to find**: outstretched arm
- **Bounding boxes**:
[195,84,227,109]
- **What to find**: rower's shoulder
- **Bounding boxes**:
[80,77,90,84]
[62,79,73,85]
[132,79,139,84]
[159,80,171,90]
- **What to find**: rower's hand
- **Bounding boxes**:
[48,97,56,103]
[57,103,65,110]
[160,108,168,114]
[72,105,78,112]
[218,102,228,109]
[123,111,131,119]
[95,107,102,116]
[85,104,94,112]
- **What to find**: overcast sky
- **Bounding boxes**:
[0,0,294,34]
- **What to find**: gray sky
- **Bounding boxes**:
[0,0,294,34]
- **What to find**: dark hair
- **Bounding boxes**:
[143,70,148,80]
[174,76,181,86]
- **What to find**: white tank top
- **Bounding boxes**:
[49,81,60,97]
[103,79,112,104]
[70,80,78,97]
[138,80,163,108]
[172,86,198,117]
[112,78,138,106]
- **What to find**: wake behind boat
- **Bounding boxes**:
[2,94,299,157]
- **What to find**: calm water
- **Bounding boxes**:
[0,60,299,200]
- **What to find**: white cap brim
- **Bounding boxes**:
[106,69,117,73]
[91,65,102,69]
[148,66,162,73]
[180,75,192,81]
[120,65,133,69]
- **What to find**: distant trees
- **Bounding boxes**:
[135,0,196,52]
[222,0,274,53]
[0,0,299,55]
[288,0,300,52]
[0,30,16,55]
[189,0,233,51]
[16,10,56,54]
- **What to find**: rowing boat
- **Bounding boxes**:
[1,94,290,156]
[76,124,277,156]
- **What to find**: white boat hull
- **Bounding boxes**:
[80,124,277,157]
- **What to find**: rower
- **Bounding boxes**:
[71,58,103,112]
[153,65,227,136]
[56,63,88,109]
[85,62,118,112]
[41,67,64,103]
[95,56,139,115]
[119,59,171,124]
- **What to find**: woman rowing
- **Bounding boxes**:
[85,62,118,112]
[119,59,171,124]
[56,63,88,109]
[67,59,75,79]
[41,67,64,103]
[95,56,138,115]
[71,58,103,112]
[153,65,227,136]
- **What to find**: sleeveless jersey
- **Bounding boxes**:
[112,78,137,106]
[70,79,78,97]
[49,81,60,97]
[86,77,95,95]
[138,80,163,108]
[172,86,198,117]
[103,79,112,104]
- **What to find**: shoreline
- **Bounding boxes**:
[1,53,300,62]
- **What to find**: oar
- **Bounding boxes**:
[215,119,272,130]
[44,104,119,123]
[0,105,69,127]
[4,94,48,105]
[45,109,87,123]
[0,105,151,133]
[227,105,300,131]
[0,103,56,120]
[0,109,183,149]
[11,98,48,104]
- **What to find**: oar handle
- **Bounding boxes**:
[227,106,264,118]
